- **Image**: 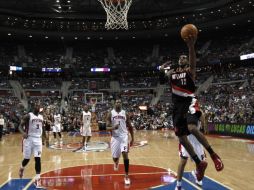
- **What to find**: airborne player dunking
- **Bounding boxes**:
[106,98,134,185]
[159,35,223,188]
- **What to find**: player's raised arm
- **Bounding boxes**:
[159,61,175,77]
[185,35,197,79]
[126,113,134,146]
[18,114,30,139]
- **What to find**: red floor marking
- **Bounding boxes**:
[66,142,82,149]
[40,164,176,190]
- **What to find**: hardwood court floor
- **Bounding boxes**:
[0,130,253,190]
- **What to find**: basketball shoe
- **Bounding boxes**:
[124,176,131,185]
[211,153,224,171]
[191,170,203,186]
[34,178,43,188]
[19,167,24,178]
[196,160,207,181]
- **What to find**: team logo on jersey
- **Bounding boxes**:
[49,141,109,152]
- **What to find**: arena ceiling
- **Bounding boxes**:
[0,0,253,40]
[0,0,241,18]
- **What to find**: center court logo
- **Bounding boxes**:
[49,140,148,152]
[50,141,109,152]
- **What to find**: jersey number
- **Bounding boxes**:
[36,124,40,129]
[180,78,186,85]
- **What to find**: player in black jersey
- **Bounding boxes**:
[160,35,224,185]
[43,109,52,147]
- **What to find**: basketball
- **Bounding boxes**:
[180,24,198,40]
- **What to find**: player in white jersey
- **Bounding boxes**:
[73,105,92,152]
[52,111,62,145]
[18,103,44,188]
[106,98,134,185]
[175,110,206,190]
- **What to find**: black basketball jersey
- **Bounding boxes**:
[170,69,196,100]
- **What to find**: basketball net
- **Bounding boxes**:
[98,0,132,30]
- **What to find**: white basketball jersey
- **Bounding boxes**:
[54,114,61,125]
[111,109,128,137]
[0,118,4,126]
[27,112,43,138]
[83,111,91,127]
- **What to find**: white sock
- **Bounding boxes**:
[20,166,24,169]
[177,180,182,187]
[35,174,40,180]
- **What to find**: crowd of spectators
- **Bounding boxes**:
[24,44,66,67]
[120,77,158,88]
[21,78,62,89]
[0,33,252,70]
[200,35,253,65]
[212,67,253,83]
[70,78,110,90]
[0,79,12,89]
[0,44,17,66]
[0,95,24,136]
[72,46,107,68]
[200,67,254,124]
[110,45,154,68]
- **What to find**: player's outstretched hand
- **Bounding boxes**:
[184,35,197,48]
[159,61,172,70]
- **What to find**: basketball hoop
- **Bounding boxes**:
[98,0,132,30]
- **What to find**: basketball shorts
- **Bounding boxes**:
[80,125,92,136]
[22,136,42,159]
[111,135,129,158]
[53,124,61,133]
[179,134,205,161]
[173,97,201,136]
